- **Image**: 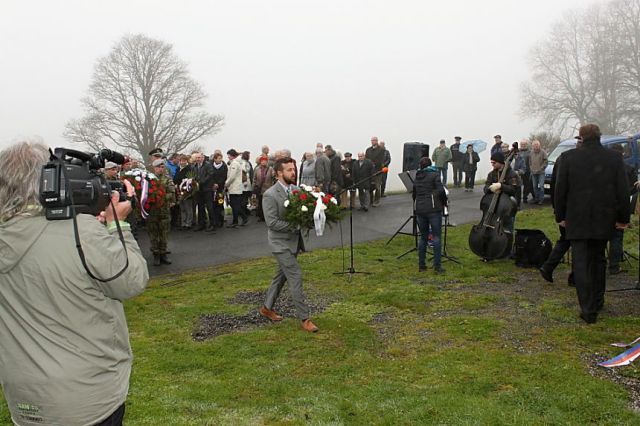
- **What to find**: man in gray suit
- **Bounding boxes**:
[259,158,319,333]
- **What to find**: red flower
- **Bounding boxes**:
[299,193,308,201]
[292,189,299,194]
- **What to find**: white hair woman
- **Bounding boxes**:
[0,138,49,223]
[0,138,148,425]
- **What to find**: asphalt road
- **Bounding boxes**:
[137,187,547,277]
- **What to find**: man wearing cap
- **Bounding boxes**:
[482,151,519,235]
[490,135,504,157]
[148,148,164,166]
[103,161,119,180]
[431,139,452,186]
[450,137,463,188]
[554,124,630,324]
[148,159,176,266]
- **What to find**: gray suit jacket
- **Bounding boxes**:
[263,182,303,253]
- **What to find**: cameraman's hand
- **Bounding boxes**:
[105,191,132,224]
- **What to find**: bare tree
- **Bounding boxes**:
[611,0,640,131]
[65,34,224,163]
[520,1,639,136]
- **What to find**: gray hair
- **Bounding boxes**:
[0,138,49,222]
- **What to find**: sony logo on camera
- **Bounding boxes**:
[40,147,127,220]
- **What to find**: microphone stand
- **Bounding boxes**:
[333,168,388,277]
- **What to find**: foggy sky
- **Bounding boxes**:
[0,0,606,189]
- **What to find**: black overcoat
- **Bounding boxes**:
[554,140,630,240]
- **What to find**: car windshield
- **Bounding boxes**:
[548,144,575,164]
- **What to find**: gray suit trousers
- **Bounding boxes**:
[264,250,310,320]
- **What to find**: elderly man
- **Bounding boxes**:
[528,140,548,205]
[554,124,629,324]
[380,141,391,196]
[192,152,216,232]
[352,152,375,211]
[366,136,386,206]
[0,140,148,425]
[431,139,452,186]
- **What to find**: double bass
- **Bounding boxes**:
[468,150,517,260]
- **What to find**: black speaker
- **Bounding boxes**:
[402,142,430,171]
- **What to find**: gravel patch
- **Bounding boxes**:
[192,289,331,341]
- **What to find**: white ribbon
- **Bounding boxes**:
[139,177,150,219]
[313,196,326,236]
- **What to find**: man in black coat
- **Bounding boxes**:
[193,152,216,232]
[352,152,374,211]
[554,124,630,324]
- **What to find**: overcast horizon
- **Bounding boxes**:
[0,0,609,189]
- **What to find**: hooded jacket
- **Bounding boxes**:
[413,166,446,215]
[0,213,148,425]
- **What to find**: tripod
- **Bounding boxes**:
[387,199,419,259]
[428,210,461,265]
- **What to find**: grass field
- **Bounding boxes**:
[1,207,639,425]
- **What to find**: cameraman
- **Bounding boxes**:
[0,140,148,425]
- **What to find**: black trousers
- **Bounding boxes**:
[229,194,248,224]
[196,191,215,227]
[542,225,571,272]
[571,239,607,318]
[95,404,125,426]
[522,171,533,201]
[464,170,476,189]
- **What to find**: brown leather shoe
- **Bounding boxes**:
[301,319,319,333]
[259,306,283,322]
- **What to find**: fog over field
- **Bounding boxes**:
[0,0,607,189]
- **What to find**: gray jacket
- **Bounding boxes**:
[0,213,148,425]
[314,154,332,186]
[262,182,304,254]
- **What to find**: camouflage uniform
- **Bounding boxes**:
[147,174,176,258]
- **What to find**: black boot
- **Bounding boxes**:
[153,255,161,266]
[160,254,172,265]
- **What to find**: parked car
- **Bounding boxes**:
[544,133,639,194]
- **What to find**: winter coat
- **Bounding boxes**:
[0,213,148,425]
[352,159,375,190]
[225,157,245,195]
[432,146,452,168]
[413,166,446,215]
[462,151,480,172]
[211,162,228,191]
[365,145,385,170]
[194,161,215,192]
[253,164,275,195]
[299,159,316,187]
[554,139,630,240]
[315,154,332,187]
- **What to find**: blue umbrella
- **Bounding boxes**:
[460,139,487,153]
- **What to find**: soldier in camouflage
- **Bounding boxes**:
[148,159,177,266]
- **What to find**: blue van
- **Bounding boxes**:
[543,133,640,194]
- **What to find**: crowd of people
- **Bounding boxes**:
[108,137,395,265]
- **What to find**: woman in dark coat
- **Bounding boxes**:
[210,152,228,228]
[462,144,480,192]
[413,157,446,273]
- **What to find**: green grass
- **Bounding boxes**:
[2,207,639,425]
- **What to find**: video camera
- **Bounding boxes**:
[40,148,128,220]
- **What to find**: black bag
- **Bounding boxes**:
[514,229,552,268]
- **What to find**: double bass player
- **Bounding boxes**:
[483,151,519,234]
